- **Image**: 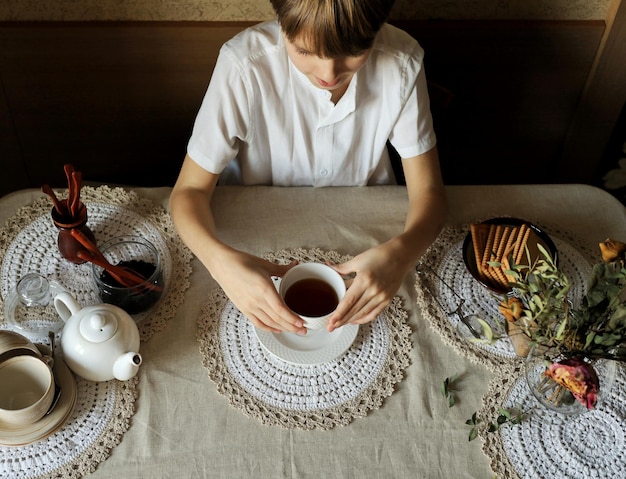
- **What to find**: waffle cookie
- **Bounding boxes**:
[469,222,541,292]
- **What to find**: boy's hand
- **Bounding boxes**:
[326,244,410,331]
[211,253,307,335]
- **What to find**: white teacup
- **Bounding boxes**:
[279,263,346,330]
[0,355,54,426]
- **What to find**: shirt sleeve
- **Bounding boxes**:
[187,46,253,173]
[388,46,437,159]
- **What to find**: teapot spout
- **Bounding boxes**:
[112,352,142,381]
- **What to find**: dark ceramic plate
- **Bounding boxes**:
[462,217,558,295]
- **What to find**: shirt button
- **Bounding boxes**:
[320,169,328,176]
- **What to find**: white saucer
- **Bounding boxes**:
[255,324,359,366]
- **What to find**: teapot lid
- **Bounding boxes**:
[79,306,120,343]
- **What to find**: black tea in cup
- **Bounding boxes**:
[284,278,339,317]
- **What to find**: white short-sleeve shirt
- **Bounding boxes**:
[187,20,436,187]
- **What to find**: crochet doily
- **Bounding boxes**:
[197,248,413,430]
[0,186,191,478]
[0,343,137,478]
[0,185,193,341]
[415,222,595,371]
[479,362,626,479]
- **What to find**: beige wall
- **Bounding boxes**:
[0,0,612,22]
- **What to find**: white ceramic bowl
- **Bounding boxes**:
[0,355,54,426]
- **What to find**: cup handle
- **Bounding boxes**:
[272,276,281,293]
[53,291,82,322]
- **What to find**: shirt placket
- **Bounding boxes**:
[314,91,335,187]
[315,125,334,186]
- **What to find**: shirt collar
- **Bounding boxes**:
[288,61,357,126]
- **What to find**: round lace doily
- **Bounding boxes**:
[415,222,595,371]
[0,186,192,478]
[0,185,193,341]
[0,370,137,479]
[480,362,626,479]
[197,248,413,430]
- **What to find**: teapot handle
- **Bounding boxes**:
[54,291,82,322]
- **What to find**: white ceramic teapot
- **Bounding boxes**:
[54,292,142,382]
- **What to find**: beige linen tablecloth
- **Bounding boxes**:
[0,184,624,479]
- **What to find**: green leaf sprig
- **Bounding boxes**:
[465,408,524,442]
[506,243,626,361]
[441,375,458,408]
[465,412,480,441]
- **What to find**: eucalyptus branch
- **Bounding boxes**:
[465,407,526,442]
[507,243,626,361]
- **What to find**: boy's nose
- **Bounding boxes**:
[316,58,341,83]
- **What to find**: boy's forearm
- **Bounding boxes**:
[394,146,448,265]
[399,185,447,263]
[170,185,233,274]
[378,186,447,272]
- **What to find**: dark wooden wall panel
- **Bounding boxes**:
[0,20,606,196]
[400,21,604,185]
[0,72,29,193]
[560,1,626,183]
[0,23,248,193]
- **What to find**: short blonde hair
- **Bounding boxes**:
[270,0,396,58]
